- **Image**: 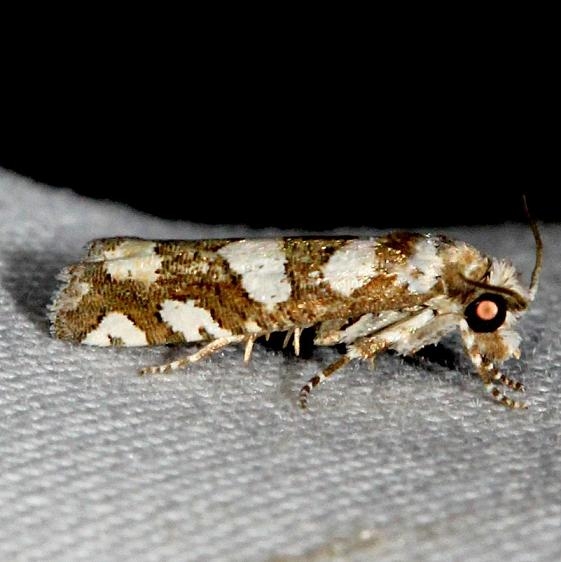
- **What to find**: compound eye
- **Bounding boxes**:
[464,293,507,333]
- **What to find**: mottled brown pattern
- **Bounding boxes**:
[279,238,349,324]
[277,236,437,326]
[51,235,450,345]
[50,234,509,349]
[374,231,423,266]
[52,237,414,344]
[155,239,232,257]
[52,260,181,345]
[437,241,492,304]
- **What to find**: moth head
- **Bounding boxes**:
[460,216,542,366]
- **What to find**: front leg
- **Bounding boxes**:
[314,309,421,347]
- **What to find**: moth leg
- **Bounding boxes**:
[483,382,527,409]
[314,310,417,347]
[478,362,527,409]
[282,329,294,349]
[282,327,303,356]
[293,327,301,356]
[140,335,246,374]
[314,318,349,346]
[244,335,257,362]
[299,334,390,408]
[299,355,351,408]
[492,371,525,392]
[300,310,433,407]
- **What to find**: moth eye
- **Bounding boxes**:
[464,293,507,333]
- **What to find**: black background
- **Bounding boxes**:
[1,136,550,230]
[1,48,554,230]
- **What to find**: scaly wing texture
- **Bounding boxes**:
[50,235,440,346]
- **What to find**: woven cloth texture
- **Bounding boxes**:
[1,170,560,562]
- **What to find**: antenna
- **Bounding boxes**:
[522,194,543,300]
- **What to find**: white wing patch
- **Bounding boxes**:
[218,240,291,310]
[104,240,163,286]
[83,312,148,346]
[322,239,379,296]
[389,237,442,293]
[159,299,232,342]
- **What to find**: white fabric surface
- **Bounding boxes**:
[1,169,560,562]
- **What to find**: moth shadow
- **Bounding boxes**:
[259,329,350,403]
[405,342,462,373]
[257,328,318,360]
[2,248,71,335]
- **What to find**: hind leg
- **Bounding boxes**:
[140,335,246,374]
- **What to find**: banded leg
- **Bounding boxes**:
[305,311,428,407]
[484,383,527,409]
[299,356,350,408]
[140,335,246,374]
[299,331,391,408]
[492,371,525,392]
[479,364,527,409]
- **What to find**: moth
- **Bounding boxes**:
[49,221,542,409]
